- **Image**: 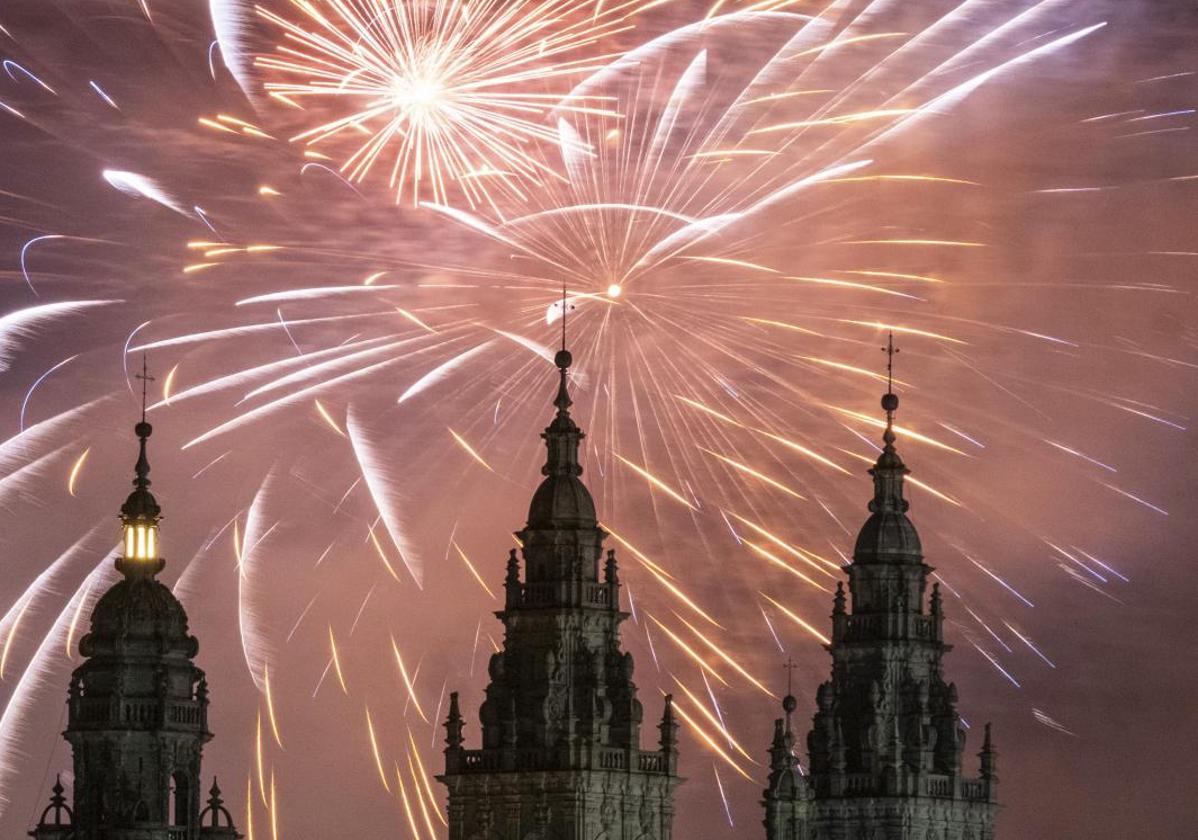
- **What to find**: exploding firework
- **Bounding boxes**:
[254,0,667,207]
[0,1,1193,838]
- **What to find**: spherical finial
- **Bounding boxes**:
[555,349,572,370]
[881,392,899,413]
[135,420,153,439]
[782,694,797,714]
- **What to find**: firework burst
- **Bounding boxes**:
[256,0,665,207]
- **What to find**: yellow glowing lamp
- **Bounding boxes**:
[118,417,164,573]
[123,520,159,562]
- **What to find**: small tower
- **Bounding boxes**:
[31,368,240,840]
[762,666,809,840]
[764,335,998,839]
[439,292,681,839]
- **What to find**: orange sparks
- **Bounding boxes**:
[65,580,94,658]
[394,766,423,840]
[406,752,440,840]
[328,626,349,694]
[666,693,754,782]
[743,540,832,593]
[836,449,963,507]
[263,664,284,748]
[396,307,437,333]
[365,706,392,792]
[255,713,268,806]
[453,542,497,599]
[407,730,448,827]
[161,363,180,404]
[314,400,346,436]
[603,525,722,628]
[67,447,90,496]
[0,597,32,678]
[669,675,758,764]
[367,524,403,582]
[827,406,967,455]
[834,319,968,344]
[390,637,429,723]
[614,454,697,510]
[673,613,775,697]
[269,772,279,840]
[697,447,806,500]
[448,428,494,472]
[760,593,832,646]
[646,614,730,688]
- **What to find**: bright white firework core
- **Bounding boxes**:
[607,283,622,298]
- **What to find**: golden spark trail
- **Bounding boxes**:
[396,308,437,333]
[454,542,497,599]
[697,447,806,500]
[407,730,448,827]
[676,394,852,476]
[666,694,754,783]
[65,580,94,657]
[263,664,284,748]
[727,514,839,575]
[328,626,349,694]
[614,454,698,510]
[794,355,907,385]
[365,706,392,792]
[646,615,730,688]
[827,406,968,455]
[245,776,255,840]
[742,540,832,593]
[67,447,90,496]
[255,713,268,806]
[672,613,775,698]
[395,767,423,840]
[0,597,32,678]
[162,363,180,404]
[835,449,963,507]
[406,753,439,840]
[669,675,757,764]
[603,525,722,628]
[448,428,494,472]
[367,524,403,582]
[314,400,346,437]
[749,108,916,134]
[269,773,279,840]
[390,637,429,723]
[760,593,832,646]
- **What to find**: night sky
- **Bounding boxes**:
[0,1,1195,838]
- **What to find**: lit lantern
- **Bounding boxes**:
[119,419,163,571]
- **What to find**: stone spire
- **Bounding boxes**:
[440,290,680,840]
[762,665,806,840]
[118,357,164,578]
[30,397,241,840]
[762,334,998,839]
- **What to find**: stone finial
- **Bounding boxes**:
[604,549,619,586]
[445,691,464,750]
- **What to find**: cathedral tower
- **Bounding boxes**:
[29,382,240,840]
[763,337,998,840]
[439,319,681,840]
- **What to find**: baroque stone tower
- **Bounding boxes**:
[439,325,681,840]
[28,387,240,840]
[763,338,998,840]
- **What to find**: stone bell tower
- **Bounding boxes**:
[28,368,240,840]
[439,302,681,840]
[763,336,998,840]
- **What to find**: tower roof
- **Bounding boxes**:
[525,294,597,530]
[852,334,922,564]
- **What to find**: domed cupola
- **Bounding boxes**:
[526,346,598,530]
[852,348,923,565]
